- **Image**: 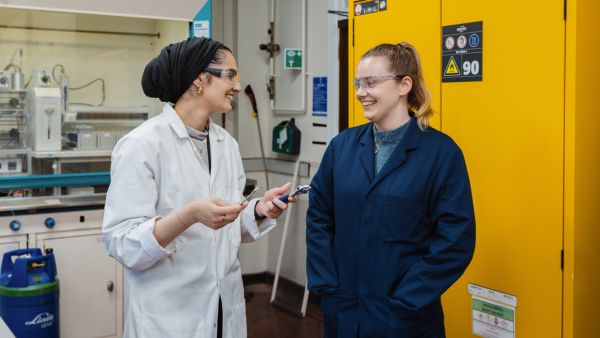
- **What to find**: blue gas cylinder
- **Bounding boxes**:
[0,248,59,338]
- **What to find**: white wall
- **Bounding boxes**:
[232,0,273,275]
[270,0,330,165]
[234,0,331,164]
[264,0,331,284]
[234,0,271,159]
[231,0,338,284]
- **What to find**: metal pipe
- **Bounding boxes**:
[270,160,301,303]
[0,24,160,38]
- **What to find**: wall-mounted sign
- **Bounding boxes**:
[354,0,387,17]
[190,0,211,38]
[192,20,210,38]
[312,77,327,117]
[442,21,483,82]
[284,49,303,70]
[468,284,517,338]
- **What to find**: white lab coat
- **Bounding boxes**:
[102,103,276,338]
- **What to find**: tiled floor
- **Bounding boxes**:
[245,284,323,338]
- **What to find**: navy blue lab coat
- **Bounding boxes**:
[306,118,475,338]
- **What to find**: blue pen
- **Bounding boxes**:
[279,185,311,202]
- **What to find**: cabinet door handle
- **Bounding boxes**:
[107,281,114,292]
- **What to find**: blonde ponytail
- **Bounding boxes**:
[362,42,434,130]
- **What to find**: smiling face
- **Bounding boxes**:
[355,56,412,129]
[197,50,241,113]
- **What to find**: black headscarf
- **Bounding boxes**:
[141,37,223,103]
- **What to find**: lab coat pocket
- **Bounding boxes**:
[380,197,426,243]
[210,187,239,205]
[320,293,359,338]
[211,187,242,248]
[227,220,242,248]
[387,300,444,336]
[139,313,204,338]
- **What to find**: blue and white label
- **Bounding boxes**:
[25,312,55,329]
[469,34,480,48]
[193,20,210,38]
[312,77,327,116]
[189,0,211,38]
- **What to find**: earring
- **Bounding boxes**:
[197,86,203,95]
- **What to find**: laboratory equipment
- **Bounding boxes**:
[63,106,149,151]
[64,125,96,150]
[0,72,11,89]
[0,89,30,176]
[0,71,23,91]
[0,248,60,338]
[26,70,62,152]
[11,71,24,91]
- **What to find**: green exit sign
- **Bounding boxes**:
[284,48,303,70]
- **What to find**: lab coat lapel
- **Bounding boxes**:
[358,125,376,183]
[164,103,190,140]
[164,104,219,188]
[208,119,225,188]
[369,118,421,192]
[164,103,212,176]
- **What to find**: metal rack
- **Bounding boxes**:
[64,105,150,127]
[0,89,27,145]
[0,89,31,176]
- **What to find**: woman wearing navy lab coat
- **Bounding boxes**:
[307,42,476,337]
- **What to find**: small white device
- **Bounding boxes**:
[27,70,62,151]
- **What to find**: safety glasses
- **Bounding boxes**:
[204,67,239,85]
[353,74,407,91]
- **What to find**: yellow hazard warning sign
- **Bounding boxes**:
[444,56,460,76]
[442,21,483,82]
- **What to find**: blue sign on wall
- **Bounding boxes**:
[312,77,327,117]
[190,0,211,38]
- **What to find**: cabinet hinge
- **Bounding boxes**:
[352,18,355,47]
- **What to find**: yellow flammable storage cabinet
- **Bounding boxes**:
[349,0,600,337]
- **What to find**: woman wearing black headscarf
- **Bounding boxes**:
[102,37,294,338]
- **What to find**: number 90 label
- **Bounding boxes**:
[462,60,480,76]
